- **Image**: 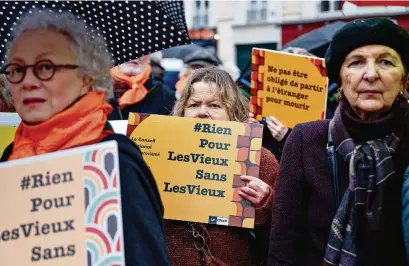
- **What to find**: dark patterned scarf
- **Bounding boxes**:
[323,100,403,266]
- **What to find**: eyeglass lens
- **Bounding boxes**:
[5,61,56,83]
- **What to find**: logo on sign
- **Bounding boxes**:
[208,216,229,226]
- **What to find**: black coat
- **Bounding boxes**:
[108,78,176,120]
[268,114,409,266]
[1,134,171,266]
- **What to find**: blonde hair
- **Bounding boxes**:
[172,67,249,122]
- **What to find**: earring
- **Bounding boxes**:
[336,87,344,102]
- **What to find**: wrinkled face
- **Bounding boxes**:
[340,45,406,119]
[9,29,88,124]
[118,55,150,76]
[183,81,230,121]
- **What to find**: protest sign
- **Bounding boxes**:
[127,113,263,228]
[0,113,21,157]
[250,48,328,128]
[0,141,124,266]
[0,126,16,158]
[0,117,128,157]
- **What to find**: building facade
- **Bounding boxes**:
[282,0,409,49]
[183,0,409,72]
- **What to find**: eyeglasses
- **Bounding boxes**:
[1,60,79,84]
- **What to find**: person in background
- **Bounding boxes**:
[167,67,278,266]
[151,58,166,83]
[268,18,409,265]
[108,54,176,120]
[259,46,338,161]
[0,74,15,112]
[0,10,170,266]
[175,49,221,99]
[150,50,167,83]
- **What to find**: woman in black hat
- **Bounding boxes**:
[268,18,409,266]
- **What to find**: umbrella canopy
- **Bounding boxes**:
[162,43,205,61]
[0,1,191,65]
[282,21,347,58]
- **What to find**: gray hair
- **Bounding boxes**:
[3,9,114,99]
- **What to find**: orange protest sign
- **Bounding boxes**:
[127,113,263,228]
[0,141,124,266]
[250,48,328,128]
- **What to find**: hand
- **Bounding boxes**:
[246,112,259,124]
[266,116,289,141]
[238,175,271,209]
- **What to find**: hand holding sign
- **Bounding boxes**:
[246,113,259,124]
[127,113,264,228]
[266,116,289,141]
[238,175,271,209]
[250,49,328,128]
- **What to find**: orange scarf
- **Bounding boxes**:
[110,64,152,109]
[9,91,114,161]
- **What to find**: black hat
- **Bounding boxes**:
[184,49,221,67]
[325,17,409,85]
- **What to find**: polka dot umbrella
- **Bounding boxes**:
[0,0,191,65]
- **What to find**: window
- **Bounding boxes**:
[320,0,330,12]
[247,0,268,23]
[193,0,209,29]
[334,0,342,11]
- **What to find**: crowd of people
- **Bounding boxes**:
[1,7,409,266]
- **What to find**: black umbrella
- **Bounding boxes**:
[162,43,205,61]
[282,21,346,58]
[0,0,191,65]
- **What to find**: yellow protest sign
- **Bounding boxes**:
[127,113,263,228]
[250,48,328,128]
[0,113,21,158]
[0,141,124,266]
[0,125,16,158]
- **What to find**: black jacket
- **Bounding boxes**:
[1,134,171,266]
[108,78,176,120]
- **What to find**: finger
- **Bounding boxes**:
[247,177,269,191]
[267,123,281,139]
[248,181,262,192]
[240,186,259,198]
[240,175,257,183]
[238,190,258,204]
[252,177,269,188]
[267,120,280,131]
[239,192,260,207]
[267,124,278,136]
[269,116,283,127]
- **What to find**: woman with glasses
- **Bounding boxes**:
[0,10,170,266]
